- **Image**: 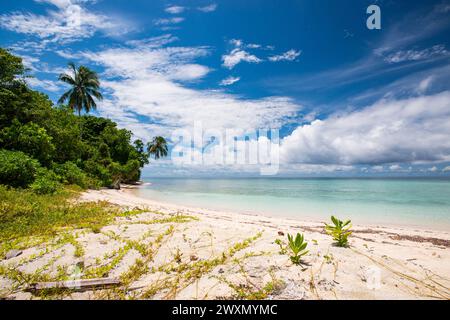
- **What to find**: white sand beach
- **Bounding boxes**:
[1,187,449,300]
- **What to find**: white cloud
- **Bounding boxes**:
[70,42,300,140]
[372,166,384,172]
[384,45,448,63]
[230,39,243,47]
[443,166,450,172]
[389,164,401,171]
[165,6,185,14]
[247,44,261,49]
[428,166,438,172]
[154,17,185,26]
[222,48,262,69]
[219,76,241,86]
[126,34,179,48]
[221,40,302,69]
[167,64,211,81]
[269,49,302,62]
[26,77,62,92]
[0,0,131,44]
[197,4,217,13]
[417,75,434,94]
[280,91,450,165]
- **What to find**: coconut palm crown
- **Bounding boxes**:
[147,136,169,160]
[58,62,103,116]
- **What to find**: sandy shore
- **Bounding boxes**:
[1,187,449,300]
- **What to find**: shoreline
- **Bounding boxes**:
[86,187,450,242]
[121,184,450,234]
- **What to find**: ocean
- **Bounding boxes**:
[131,178,450,230]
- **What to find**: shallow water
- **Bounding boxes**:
[131,178,450,230]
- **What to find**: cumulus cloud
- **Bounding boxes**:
[0,0,130,43]
[280,91,450,165]
[222,40,302,69]
[219,76,241,86]
[221,39,264,69]
[165,6,185,14]
[197,4,218,13]
[222,49,262,69]
[269,49,302,62]
[66,42,300,139]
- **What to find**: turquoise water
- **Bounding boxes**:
[132,178,450,230]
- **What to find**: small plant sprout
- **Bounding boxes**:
[274,239,287,255]
[287,233,309,265]
[173,248,183,263]
[325,216,352,247]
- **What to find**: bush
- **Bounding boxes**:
[0,150,40,188]
[30,168,61,195]
[52,161,89,188]
[83,159,112,187]
[0,120,55,165]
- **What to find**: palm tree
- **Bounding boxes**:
[147,136,168,160]
[58,62,103,116]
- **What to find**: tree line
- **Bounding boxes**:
[0,48,168,193]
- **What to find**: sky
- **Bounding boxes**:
[1,0,450,177]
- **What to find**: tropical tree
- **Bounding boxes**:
[58,62,103,116]
[147,136,168,160]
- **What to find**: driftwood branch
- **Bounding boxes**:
[27,278,121,292]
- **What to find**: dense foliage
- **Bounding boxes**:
[0,48,164,193]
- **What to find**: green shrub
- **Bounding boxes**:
[30,168,61,195]
[325,216,352,247]
[52,161,90,188]
[0,120,55,165]
[83,159,112,187]
[0,150,40,188]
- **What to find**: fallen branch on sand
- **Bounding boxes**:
[27,278,121,293]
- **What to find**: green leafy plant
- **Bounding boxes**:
[287,233,308,265]
[325,216,352,247]
[30,168,61,195]
[0,150,40,188]
[274,239,287,254]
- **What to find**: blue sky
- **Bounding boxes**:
[1,0,450,177]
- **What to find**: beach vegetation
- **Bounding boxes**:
[274,238,287,254]
[325,216,352,247]
[0,150,40,188]
[30,167,61,195]
[287,233,309,265]
[0,48,168,191]
[0,185,118,242]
